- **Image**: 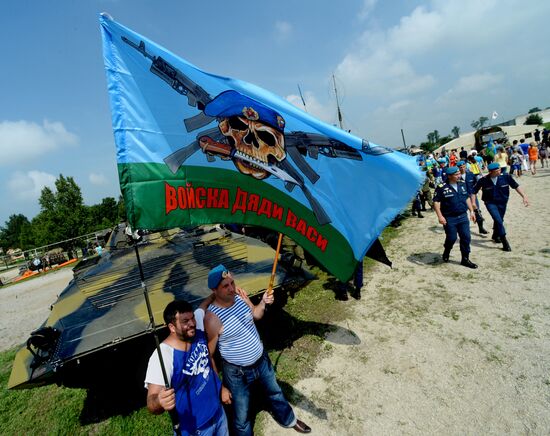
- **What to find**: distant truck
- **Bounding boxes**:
[474,126,507,154]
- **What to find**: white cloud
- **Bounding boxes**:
[286,92,334,124]
[0,120,78,165]
[436,72,504,106]
[7,171,56,200]
[358,0,378,20]
[452,73,503,94]
[89,172,108,185]
[336,5,442,99]
[337,52,435,98]
[331,0,550,146]
[274,21,292,42]
[337,0,543,99]
[387,100,412,113]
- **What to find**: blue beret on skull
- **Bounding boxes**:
[204,90,285,132]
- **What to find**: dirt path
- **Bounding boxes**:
[0,268,74,351]
[262,167,550,435]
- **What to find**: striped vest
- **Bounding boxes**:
[208,296,263,366]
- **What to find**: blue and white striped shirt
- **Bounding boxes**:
[208,296,263,366]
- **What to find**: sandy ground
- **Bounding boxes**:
[262,167,550,435]
[0,268,74,350]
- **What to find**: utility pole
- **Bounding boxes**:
[332,74,344,130]
[401,128,408,150]
[297,84,307,112]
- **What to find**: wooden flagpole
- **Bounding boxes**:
[267,233,284,296]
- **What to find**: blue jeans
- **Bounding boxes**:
[222,351,295,436]
[443,213,471,256]
[485,202,507,237]
[178,406,229,436]
[353,261,364,291]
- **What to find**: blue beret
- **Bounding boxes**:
[457,160,466,166]
[438,158,446,164]
[204,90,286,132]
[446,166,459,175]
[488,162,500,171]
[208,264,229,289]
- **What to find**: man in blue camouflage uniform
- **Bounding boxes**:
[433,166,478,268]
[472,162,529,252]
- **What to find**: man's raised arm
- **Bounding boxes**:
[236,287,273,321]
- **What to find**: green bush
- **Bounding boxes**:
[524,114,543,125]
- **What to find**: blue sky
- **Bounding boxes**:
[2,0,549,225]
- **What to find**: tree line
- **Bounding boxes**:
[419,128,458,153]
[0,174,126,253]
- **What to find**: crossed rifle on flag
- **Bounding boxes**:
[122,37,391,226]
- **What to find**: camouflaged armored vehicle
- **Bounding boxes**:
[9,224,305,390]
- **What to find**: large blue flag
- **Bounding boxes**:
[100,14,423,281]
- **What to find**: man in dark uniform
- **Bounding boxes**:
[432,158,446,186]
[457,160,488,235]
[534,128,541,144]
[433,166,478,268]
[472,162,529,252]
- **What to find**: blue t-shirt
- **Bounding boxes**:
[145,309,221,433]
[475,155,484,166]
[520,143,529,155]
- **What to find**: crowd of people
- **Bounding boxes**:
[414,134,535,267]
[420,128,549,177]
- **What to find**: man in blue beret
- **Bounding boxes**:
[204,265,311,435]
[432,158,447,186]
[472,162,529,251]
[433,166,478,268]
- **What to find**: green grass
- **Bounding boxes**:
[265,273,348,385]
[0,349,173,435]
